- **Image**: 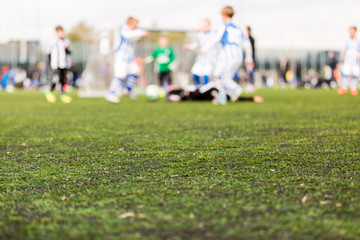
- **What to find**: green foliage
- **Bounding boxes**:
[66,21,95,43]
[142,31,188,45]
[0,89,360,239]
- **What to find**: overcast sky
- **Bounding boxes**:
[0,0,359,50]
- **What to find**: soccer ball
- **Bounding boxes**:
[145,84,160,101]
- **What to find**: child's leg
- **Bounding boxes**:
[222,77,242,96]
[341,75,350,90]
[160,71,171,91]
[110,55,130,95]
[222,74,242,93]
[58,69,67,94]
[191,62,202,87]
[351,76,358,90]
[108,78,125,94]
[167,72,172,89]
[222,61,243,101]
[50,70,59,91]
[248,69,255,85]
[189,87,218,101]
[126,74,139,92]
[341,63,358,90]
[351,66,360,91]
[238,96,255,101]
[214,79,228,104]
[169,89,183,95]
[126,59,142,93]
[55,69,72,103]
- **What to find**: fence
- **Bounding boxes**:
[0,39,340,88]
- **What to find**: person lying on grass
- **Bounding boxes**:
[168,82,264,104]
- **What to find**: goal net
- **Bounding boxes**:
[78,28,193,98]
[78,30,114,97]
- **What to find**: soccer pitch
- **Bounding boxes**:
[1,89,359,239]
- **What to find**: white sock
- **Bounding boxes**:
[351,77,358,90]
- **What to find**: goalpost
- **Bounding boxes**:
[78,28,193,98]
[78,30,114,97]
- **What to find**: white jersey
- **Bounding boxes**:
[344,37,360,66]
[115,24,145,63]
[188,31,218,66]
[49,37,71,69]
[203,22,252,63]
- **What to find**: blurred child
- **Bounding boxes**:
[106,17,148,103]
[1,66,10,90]
[199,6,253,104]
[145,35,176,93]
[245,26,256,92]
[47,25,72,103]
[26,64,40,90]
[184,19,218,87]
[337,26,360,96]
[168,82,264,103]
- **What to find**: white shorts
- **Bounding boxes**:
[114,53,140,78]
[343,63,360,77]
[191,62,214,77]
[214,58,242,79]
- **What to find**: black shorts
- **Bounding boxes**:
[159,71,172,86]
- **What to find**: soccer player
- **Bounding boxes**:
[1,66,10,90]
[46,26,72,103]
[106,17,148,103]
[199,6,253,104]
[337,26,360,96]
[168,82,264,103]
[184,18,218,87]
[233,26,256,91]
[245,26,256,92]
[327,51,338,84]
[145,35,176,93]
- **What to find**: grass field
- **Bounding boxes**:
[1,89,360,240]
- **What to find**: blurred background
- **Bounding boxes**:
[0,0,359,94]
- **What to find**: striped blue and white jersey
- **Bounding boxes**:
[344,37,360,65]
[188,31,218,65]
[203,22,252,63]
[115,24,145,62]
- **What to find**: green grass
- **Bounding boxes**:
[1,89,360,240]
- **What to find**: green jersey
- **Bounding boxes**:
[150,46,176,73]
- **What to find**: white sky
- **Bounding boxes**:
[0,0,359,50]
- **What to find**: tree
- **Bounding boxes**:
[66,22,95,43]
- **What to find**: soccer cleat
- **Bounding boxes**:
[231,86,243,102]
[60,95,72,104]
[219,96,228,105]
[45,92,57,103]
[168,94,181,102]
[105,94,120,104]
[212,95,227,105]
[350,88,358,96]
[337,87,347,95]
